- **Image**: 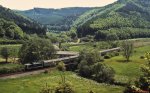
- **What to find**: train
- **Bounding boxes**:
[24,55,79,70]
[24,61,57,70]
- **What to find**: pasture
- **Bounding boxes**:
[0,70,124,93]
[105,45,150,84]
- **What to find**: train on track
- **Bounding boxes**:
[24,55,79,70]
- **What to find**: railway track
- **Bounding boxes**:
[0,47,121,79]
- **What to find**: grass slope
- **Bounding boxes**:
[0,71,123,93]
[105,45,150,83]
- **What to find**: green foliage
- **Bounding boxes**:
[79,49,101,65]
[121,40,134,61]
[74,0,150,40]
[17,7,91,32]
[19,38,56,64]
[92,63,115,83]
[78,60,93,78]
[57,62,66,72]
[0,18,24,39]
[78,49,101,77]
[78,49,115,83]
[68,28,77,39]
[46,32,59,43]
[1,47,10,62]
[0,5,46,35]
[55,83,74,93]
[40,84,53,93]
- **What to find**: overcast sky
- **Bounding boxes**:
[0,0,117,10]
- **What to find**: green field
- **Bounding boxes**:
[105,45,150,83]
[0,70,124,93]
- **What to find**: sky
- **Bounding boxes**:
[0,0,117,10]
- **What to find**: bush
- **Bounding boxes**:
[55,83,74,93]
[104,55,111,59]
[92,63,115,83]
[114,52,120,56]
[140,56,145,59]
[40,84,53,93]
[78,59,93,78]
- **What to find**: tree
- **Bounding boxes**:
[79,49,101,65]
[78,60,93,78]
[106,33,119,41]
[92,62,115,83]
[69,28,77,39]
[78,49,102,78]
[19,38,56,64]
[0,27,5,37]
[121,40,134,62]
[1,47,10,63]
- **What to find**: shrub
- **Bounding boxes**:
[55,83,74,93]
[140,56,145,59]
[92,63,115,83]
[78,60,93,78]
[57,62,66,72]
[40,84,53,93]
[114,52,120,56]
[104,55,111,59]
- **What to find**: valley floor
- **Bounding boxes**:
[0,45,149,93]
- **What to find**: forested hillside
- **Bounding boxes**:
[0,5,46,35]
[0,18,24,39]
[16,7,92,32]
[73,0,150,40]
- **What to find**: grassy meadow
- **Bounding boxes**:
[0,70,124,93]
[105,45,150,84]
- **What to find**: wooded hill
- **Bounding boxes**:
[0,5,46,36]
[73,0,150,40]
[16,7,92,32]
